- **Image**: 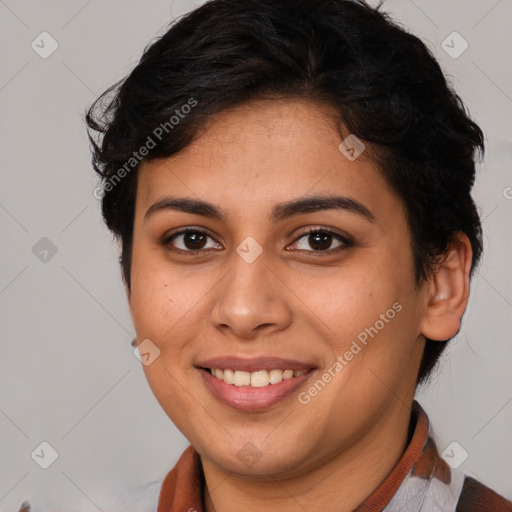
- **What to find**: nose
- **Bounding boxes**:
[209,247,293,340]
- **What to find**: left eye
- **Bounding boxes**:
[289,229,351,252]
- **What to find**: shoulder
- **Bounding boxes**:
[456,476,512,512]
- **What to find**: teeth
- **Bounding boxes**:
[269,369,283,384]
[250,370,269,387]
[233,370,251,386]
[223,369,235,384]
[209,368,309,387]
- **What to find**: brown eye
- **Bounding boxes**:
[181,231,207,250]
[164,229,222,253]
[306,231,334,251]
[290,228,352,253]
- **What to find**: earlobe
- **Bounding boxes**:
[420,232,473,341]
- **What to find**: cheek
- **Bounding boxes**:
[129,251,192,337]
[130,274,170,336]
[129,250,216,372]
[302,258,416,362]
[141,361,198,439]
[304,270,395,335]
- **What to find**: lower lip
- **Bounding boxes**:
[198,368,315,412]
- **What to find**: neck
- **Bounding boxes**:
[202,400,415,512]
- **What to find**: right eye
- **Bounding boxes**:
[162,228,223,254]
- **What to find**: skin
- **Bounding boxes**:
[127,99,472,512]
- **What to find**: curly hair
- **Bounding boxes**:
[86,0,484,385]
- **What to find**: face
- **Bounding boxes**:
[128,99,429,479]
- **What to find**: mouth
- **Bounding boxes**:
[197,365,316,411]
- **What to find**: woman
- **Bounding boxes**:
[82,0,511,510]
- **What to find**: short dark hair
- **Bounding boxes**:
[86,0,484,385]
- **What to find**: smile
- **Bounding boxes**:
[198,367,316,411]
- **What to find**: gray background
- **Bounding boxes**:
[0,0,511,510]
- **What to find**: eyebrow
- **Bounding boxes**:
[144,195,375,224]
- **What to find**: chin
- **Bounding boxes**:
[201,439,314,479]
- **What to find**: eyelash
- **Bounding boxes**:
[161,226,353,256]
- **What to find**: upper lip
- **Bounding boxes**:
[196,356,316,373]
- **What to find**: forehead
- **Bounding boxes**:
[135,99,403,223]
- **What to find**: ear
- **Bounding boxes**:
[419,232,473,341]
